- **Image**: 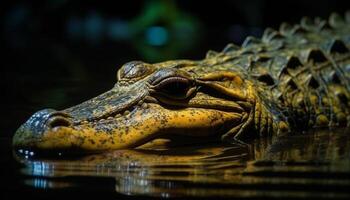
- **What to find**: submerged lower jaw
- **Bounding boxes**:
[13,127,76,151]
[13,127,100,157]
[14,123,146,152]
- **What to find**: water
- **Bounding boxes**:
[8,128,350,199]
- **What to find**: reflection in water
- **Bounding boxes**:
[15,129,350,198]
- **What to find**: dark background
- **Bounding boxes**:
[0,1,349,199]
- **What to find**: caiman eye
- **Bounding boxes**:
[117,61,154,81]
[153,76,193,98]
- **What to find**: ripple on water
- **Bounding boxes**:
[14,128,350,198]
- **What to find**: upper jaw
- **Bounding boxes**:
[12,81,150,149]
[63,82,149,123]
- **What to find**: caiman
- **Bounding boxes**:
[13,13,350,152]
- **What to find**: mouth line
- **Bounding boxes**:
[60,96,245,128]
[150,94,245,113]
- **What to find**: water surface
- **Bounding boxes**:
[12,128,350,199]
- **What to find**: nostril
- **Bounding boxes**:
[47,116,72,128]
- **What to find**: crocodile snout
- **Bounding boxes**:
[13,109,72,148]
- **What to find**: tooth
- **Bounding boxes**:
[137,100,144,106]
[142,103,148,109]
[124,110,130,115]
[107,116,113,120]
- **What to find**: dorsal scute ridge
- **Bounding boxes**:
[206,50,220,59]
[279,22,293,35]
[222,43,240,53]
[300,16,314,30]
[242,36,261,48]
[329,12,345,28]
[215,12,349,85]
[290,24,308,35]
[263,28,285,43]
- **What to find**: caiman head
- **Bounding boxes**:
[13,59,275,152]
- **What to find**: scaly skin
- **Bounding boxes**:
[13,13,350,152]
